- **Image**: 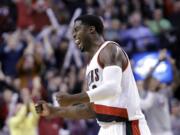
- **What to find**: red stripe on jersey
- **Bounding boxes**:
[93,104,128,119]
[131,120,141,135]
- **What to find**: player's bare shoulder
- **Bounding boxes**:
[98,41,128,70]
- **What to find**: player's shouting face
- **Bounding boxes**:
[73,20,96,52]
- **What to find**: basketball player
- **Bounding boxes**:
[35,15,151,135]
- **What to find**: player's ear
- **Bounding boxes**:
[89,26,96,34]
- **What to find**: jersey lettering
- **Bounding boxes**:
[87,68,100,88]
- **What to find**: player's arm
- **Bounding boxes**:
[35,101,96,119]
[57,43,127,106]
[86,42,127,102]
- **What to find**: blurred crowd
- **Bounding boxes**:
[0,0,180,135]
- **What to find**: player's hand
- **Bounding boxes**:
[35,100,53,116]
[56,92,74,107]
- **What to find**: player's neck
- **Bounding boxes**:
[88,36,104,58]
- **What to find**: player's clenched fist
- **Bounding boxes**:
[35,100,53,116]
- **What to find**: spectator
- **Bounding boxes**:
[8,88,39,135]
[146,8,172,35]
[104,18,122,41]
[0,0,17,34]
[38,116,63,135]
[0,31,27,77]
[139,50,174,135]
[126,12,157,52]
[54,37,69,72]
[16,0,50,34]
[17,54,42,90]
[0,89,12,130]
[16,0,33,30]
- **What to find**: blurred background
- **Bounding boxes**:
[0,0,180,135]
